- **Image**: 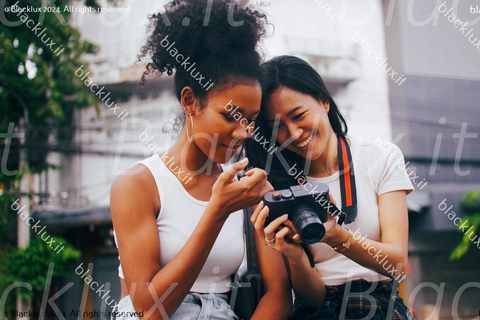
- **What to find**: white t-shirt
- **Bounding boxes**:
[306,138,414,286]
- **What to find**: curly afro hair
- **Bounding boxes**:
[139,0,268,103]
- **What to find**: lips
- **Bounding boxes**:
[296,134,314,150]
[221,143,242,153]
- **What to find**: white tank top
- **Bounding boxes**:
[113,154,245,293]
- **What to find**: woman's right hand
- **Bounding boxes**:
[209,158,273,218]
[251,201,305,261]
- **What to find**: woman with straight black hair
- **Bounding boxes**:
[246,55,415,319]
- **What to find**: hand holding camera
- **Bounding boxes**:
[251,183,343,261]
[263,183,343,244]
[252,200,305,261]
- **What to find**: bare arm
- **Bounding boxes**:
[322,190,409,278]
[286,253,325,308]
[254,202,325,308]
[111,159,272,319]
[251,228,293,320]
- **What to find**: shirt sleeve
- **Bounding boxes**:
[376,142,414,195]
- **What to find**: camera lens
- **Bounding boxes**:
[291,204,325,244]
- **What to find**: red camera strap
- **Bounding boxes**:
[337,135,357,224]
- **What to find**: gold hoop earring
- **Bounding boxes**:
[186,113,194,142]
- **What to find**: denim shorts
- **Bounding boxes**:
[114,292,239,320]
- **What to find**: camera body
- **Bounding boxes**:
[263,183,333,244]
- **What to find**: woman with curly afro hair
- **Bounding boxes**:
[110,1,303,319]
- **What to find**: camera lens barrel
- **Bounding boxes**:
[291,204,326,244]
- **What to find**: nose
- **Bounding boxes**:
[286,123,303,140]
[232,123,248,140]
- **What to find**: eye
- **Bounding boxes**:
[293,111,306,120]
[222,113,236,122]
[272,122,284,130]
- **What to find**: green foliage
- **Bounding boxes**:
[460,190,480,213]
[0,194,19,248]
[450,190,480,260]
[0,235,81,298]
[0,275,16,319]
[0,0,99,173]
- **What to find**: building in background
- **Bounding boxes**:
[30,0,480,318]
[382,0,480,318]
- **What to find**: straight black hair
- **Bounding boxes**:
[245,55,348,189]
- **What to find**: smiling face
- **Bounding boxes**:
[264,86,335,161]
[191,83,262,163]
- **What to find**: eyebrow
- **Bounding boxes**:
[286,106,303,117]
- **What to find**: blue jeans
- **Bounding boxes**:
[114,293,239,320]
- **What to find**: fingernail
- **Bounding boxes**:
[240,158,248,165]
[259,200,264,207]
[282,214,288,220]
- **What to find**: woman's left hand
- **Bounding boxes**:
[251,201,304,261]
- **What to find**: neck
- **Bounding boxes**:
[167,128,221,178]
[307,131,339,177]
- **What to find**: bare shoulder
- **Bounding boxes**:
[110,164,161,220]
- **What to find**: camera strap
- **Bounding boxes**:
[300,135,359,267]
[337,135,358,225]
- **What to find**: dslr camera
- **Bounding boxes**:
[263,183,341,244]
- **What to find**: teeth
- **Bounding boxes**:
[296,135,313,148]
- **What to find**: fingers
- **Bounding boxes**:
[253,204,269,238]
[264,214,288,237]
[243,168,268,187]
[272,227,290,246]
[326,210,337,222]
[283,220,303,244]
[245,168,255,176]
[250,201,265,224]
[240,168,269,203]
[258,180,274,198]
[283,219,298,234]
[218,158,249,183]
